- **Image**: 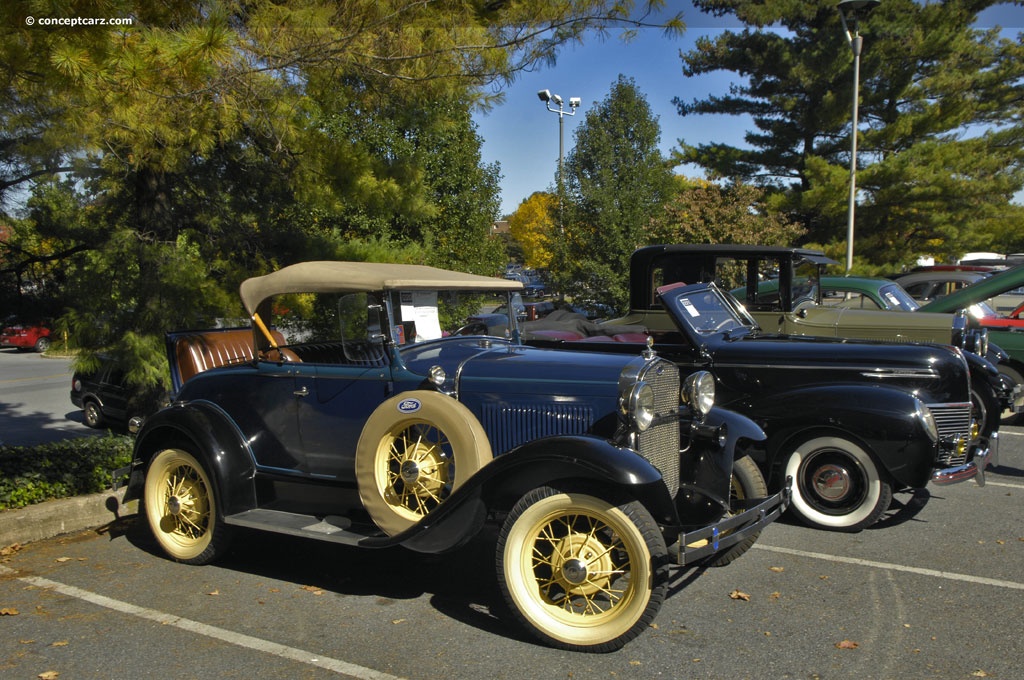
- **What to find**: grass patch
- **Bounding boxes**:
[0,435,133,511]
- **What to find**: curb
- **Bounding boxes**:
[0,493,138,547]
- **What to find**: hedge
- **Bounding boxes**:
[0,435,133,511]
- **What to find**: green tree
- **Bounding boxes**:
[555,75,676,311]
[674,0,1024,268]
[652,177,805,246]
[0,0,685,387]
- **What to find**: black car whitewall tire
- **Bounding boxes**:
[708,455,767,567]
[784,435,893,532]
[355,391,492,536]
[143,448,229,564]
[496,487,668,653]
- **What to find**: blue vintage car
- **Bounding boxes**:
[118,261,787,653]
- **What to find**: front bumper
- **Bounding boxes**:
[677,481,791,566]
[932,433,999,487]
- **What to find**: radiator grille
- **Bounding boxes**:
[636,359,681,496]
[929,402,972,468]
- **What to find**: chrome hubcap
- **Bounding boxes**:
[812,464,851,502]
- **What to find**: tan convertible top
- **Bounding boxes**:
[240,261,523,314]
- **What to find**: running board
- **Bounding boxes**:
[224,508,384,547]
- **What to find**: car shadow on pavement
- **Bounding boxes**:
[118,514,533,644]
[870,488,932,530]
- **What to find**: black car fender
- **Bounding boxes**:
[124,400,258,515]
[743,384,938,489]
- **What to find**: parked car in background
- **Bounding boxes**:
[918,264,1024,425]
[70,356,166,430]
[673,244,1014,442]
[523,246,994,533]
[751,275,922,312]
[119,261,787,652]
[0,319,52,352]
[892,266,1024,314]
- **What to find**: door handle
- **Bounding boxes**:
[293,386,309,397]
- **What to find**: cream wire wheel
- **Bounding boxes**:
[496,487,667,652]
[143,448,227,564]
[356,391,492,536]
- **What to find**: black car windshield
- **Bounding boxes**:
[658,283,753,336]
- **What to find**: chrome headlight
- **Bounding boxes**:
[915,400,939,443]
[626,381,656,432]
[682,370,715,416]
[428,365,447,387]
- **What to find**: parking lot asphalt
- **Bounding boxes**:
[1,428,1022,679]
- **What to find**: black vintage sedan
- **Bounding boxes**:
[524,281,990,533]
[118,261,787,653]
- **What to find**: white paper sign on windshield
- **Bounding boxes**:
[400,291,442,341]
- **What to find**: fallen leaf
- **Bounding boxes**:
[300,585,323,595]
[819,575,829,580]
[391,618,406,625]
[769,566,784,573]
[729,589,751,601]
[50,641,68,647]
[996,540,1005,545]
[38,672,59,680]
[769,591,781,600]
[207,590,219,596]
[835,640,859,649]
[55,557,71,563]
[0,543,22,557]
[1,608,19,616]
[971,670,990,677]
[629,660,642,666]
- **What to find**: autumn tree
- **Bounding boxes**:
[508,192,558,270]
[554,75,676,311]
[674,0,1024,268]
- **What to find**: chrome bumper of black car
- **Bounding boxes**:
[677,481,791,566]
[932,433,999,487]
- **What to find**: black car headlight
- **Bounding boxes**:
[682,370,715,416]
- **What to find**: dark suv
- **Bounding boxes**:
[71,357,165,430]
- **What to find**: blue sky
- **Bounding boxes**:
[473,3,1024,217]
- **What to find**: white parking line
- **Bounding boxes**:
[753,544,1024,590]
[0,566,404,680]
[987,481,1024,489]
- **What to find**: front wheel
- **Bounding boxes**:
[496,487,668,652]
[143,448,230,564]
[34,336,51,353]
[708,455,768,567]
[784,435,892,532]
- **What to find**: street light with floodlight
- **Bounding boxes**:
[837,0,880,274]
[537,89,581,187]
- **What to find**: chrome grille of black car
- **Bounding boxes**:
[637,359,681,497]
[929,402,972,467]
[480,403,594,455]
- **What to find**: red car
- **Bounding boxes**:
[0,320,53,352]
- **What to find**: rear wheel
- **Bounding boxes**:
[143,448,229,564]
[83,401,103,428]
[496,487,667,652]
[999,365,1023,426]
[784,435,892,532]
[33,336,51,353]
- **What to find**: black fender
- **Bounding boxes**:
[746,384,938,490]
[389,434,679,554]
[124,401,258,516]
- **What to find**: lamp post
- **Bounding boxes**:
[837,0,880,274]
[537,89,581,192]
